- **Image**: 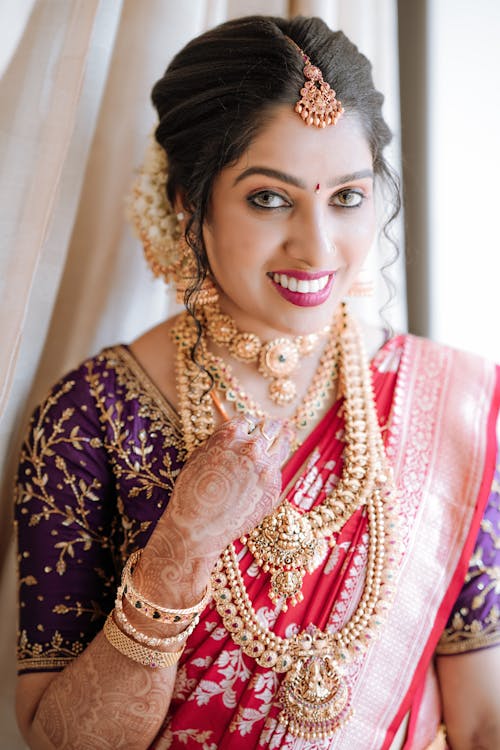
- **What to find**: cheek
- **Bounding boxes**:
[339,212,376,263]
[205,215,281,275]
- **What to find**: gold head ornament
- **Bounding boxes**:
[286,37,344,128]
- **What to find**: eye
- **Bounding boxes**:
[247,190,291,210]
[331,189,364,208]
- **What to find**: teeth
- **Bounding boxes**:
[273,273,330,294]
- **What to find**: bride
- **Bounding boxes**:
[15,15,500,750]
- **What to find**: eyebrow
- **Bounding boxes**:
[232,166,374,189]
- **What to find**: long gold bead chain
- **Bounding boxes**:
[210,309,401,740]
[171,315,215,456]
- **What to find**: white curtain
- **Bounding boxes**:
[0,1,402,745]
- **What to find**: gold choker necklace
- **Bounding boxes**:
[201,302,331,406]
[172,310,341,455]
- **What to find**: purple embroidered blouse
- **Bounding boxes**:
[15,344,500,674]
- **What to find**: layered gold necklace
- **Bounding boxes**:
[171,305,399,740]
[172,306,341,455]
[202,301,331,405]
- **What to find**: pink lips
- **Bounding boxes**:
[269,270,336,308]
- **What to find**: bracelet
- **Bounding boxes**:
[114,583,200,648]
[103,615,184,669]
[122,549,212,624]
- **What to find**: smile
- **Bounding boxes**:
[272,273,330,294]
[268,270,336,308]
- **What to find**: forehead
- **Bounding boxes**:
[228,106,372,183]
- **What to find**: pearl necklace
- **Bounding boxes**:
[210,312,399,740]
[171,307,400,740]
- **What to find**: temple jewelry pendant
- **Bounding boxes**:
[243,503,328,609]
[278,653,353,739]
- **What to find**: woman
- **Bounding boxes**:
[14,15,500,750]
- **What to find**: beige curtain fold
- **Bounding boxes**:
[0,2,402,746]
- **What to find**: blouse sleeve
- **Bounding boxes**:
[15,361,117,674]
[436,451,500,655]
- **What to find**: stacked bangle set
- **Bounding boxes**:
[103,549,211,669]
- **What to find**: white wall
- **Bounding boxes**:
[428,0,500,361]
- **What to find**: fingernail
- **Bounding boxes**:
[260,418,283,441]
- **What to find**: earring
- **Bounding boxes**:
[347,267,375,297]
[175,236,219,306]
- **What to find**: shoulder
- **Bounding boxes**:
[402,334,499,385]
[388,335,500,448]
[28,345,133,425]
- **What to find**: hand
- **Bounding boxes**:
[135,416,290,607]
[165,415,290,558]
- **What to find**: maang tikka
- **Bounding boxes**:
[286,37,344,128]
[127,134,218,305]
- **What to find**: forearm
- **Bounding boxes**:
[25,631,175,750]
[24,525,211,750]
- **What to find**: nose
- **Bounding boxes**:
[286,203,336,267]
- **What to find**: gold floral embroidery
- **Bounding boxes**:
[437,468,500,655]
[17,629,85,672]
[16,346,186,672]
[15,379,109,576]
[436,603,500,654]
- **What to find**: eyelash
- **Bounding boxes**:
[247,188,365,211]
[247,191,290,210]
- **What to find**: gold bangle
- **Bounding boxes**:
[103,615,184,668]
[122,549,212,624]
[114,583,200,648]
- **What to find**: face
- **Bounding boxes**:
[202,106,376,337]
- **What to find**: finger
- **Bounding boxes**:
[258,418,290,457]
[230,415,290,460]
[259,417,283,442]
[244,414,259,435]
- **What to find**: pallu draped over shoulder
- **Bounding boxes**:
[15,334,500,749]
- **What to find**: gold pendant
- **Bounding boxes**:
[244,503,327,609]
[278,654,353,739]
[268,376,297,405]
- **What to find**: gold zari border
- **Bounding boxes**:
[18,656,74,672]
[435,629,500,655]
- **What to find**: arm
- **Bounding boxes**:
[435,451,500,750]
[17,415,288,750]
[436,647,500,750]
[17,627,177,750]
